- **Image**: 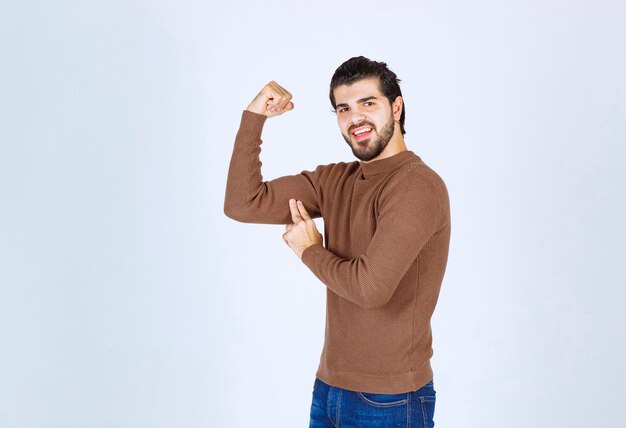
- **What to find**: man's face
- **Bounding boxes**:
[333,77,399,162]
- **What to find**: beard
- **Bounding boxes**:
[342,113,396,162]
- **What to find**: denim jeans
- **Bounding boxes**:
[309,378,436,428]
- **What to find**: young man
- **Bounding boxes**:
[224,56,450,427]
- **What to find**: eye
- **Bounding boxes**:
[338,107,349,113]
[363,101,374,107]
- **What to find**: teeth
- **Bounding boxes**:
[354,127,371,136]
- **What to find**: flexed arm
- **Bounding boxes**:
[224,82,323,224]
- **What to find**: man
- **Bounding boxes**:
[224,56,450,427]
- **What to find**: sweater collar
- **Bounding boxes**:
[359,150,417,179]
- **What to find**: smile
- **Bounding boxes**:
[353,127,372,136]
[351,126,373,141]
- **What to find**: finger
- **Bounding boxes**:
[271,102,294,115]
[271,96,293,113]
[270,84,292,110]
[278,91,292,109]
[267,96,285,112]
[296,200,312,220]
[264,88,285,111]
[269,100,289,114]
[269,82,292,100]
[289,199,303,223]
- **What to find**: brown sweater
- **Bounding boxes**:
[224,110,451,394]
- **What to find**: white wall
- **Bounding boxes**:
[1,0,625,426]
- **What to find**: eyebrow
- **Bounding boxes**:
[335,96,379,109]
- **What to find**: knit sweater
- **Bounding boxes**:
[224,110,451,394]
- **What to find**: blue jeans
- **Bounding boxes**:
[309,378,436,428]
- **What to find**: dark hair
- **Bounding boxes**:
[329,56,406,135]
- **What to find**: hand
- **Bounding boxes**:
[282,199,323,259]
[246,81,294,118]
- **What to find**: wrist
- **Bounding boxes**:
[300,242,322,260]
[246,100,267,117]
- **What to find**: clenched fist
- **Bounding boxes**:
[246,81,294,118]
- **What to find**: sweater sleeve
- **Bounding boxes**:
[224,110,325,224]
[301,166,444,309]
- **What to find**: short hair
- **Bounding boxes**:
[329,56,406,135]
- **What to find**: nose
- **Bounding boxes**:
[348,109,366,125]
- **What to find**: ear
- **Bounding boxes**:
[392,96,403,121]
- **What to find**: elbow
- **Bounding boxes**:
[223,200,236,220]
[224,200,248,222]
[223,203,236,220]
[223,185,246,221]
[224,205,251,223]
[341,262,398,310]
[224,199,262,224]
[359,290,394,310]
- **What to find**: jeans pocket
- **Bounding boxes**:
[357,391,409,408]
[419,395,436,427]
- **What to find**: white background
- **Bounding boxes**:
[1,1,625,427]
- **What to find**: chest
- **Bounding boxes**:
[322,174,389,257]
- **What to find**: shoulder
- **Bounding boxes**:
[378,156,450,223]
[386,156,447,194]
[304,159,360,180]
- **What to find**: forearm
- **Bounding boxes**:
[223,110,271,221]
[301,244,415,309]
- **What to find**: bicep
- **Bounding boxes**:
[224,169,323,225]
